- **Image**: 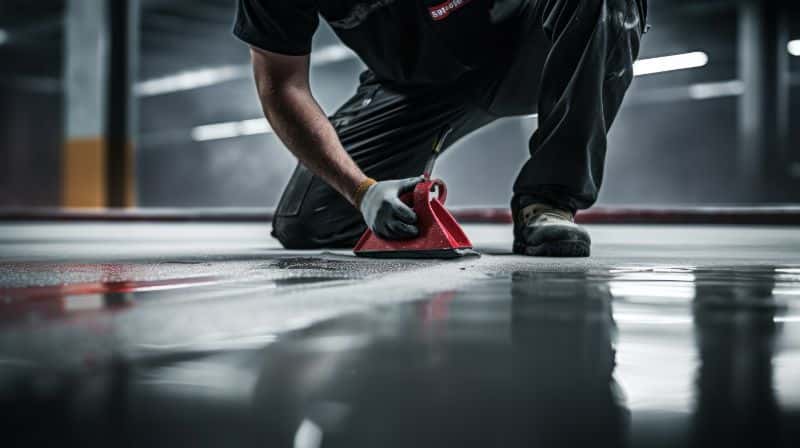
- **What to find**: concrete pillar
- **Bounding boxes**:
[737,0,790,197]
[63,0,139,208]
[64,0,108,207]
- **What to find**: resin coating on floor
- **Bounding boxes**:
[1,223,799,447]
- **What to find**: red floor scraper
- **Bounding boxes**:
[353,127,477,259]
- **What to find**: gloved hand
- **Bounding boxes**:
[358,176,425,240]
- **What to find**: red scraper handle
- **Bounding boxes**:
[354,177,473,258]
[400,179,447,207]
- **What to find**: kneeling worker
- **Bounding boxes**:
[234,0,647,257]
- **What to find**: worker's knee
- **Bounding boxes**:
[542,0,644,49]
[271,215,314,249]
[603,0,646,41]
[271,211,365,249]
[600,0,644,82]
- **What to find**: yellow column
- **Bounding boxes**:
[63,0,139,208]
[63,137,107,207]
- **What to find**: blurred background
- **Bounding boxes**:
[0,0,798,210]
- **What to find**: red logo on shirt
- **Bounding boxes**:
[428,0,473,21]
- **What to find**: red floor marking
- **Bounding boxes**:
[0,275,224,301]
[0,276,225,324]
[0,206,800,225]
[450,207,800,225]
[2,206,799,224]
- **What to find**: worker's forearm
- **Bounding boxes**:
[258,87,367,205]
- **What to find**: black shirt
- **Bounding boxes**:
[234,0,525,86]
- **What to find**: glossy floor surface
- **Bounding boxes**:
[2,223,800,447]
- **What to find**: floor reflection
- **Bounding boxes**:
[691,268,782,447]
[250,272,627,447]
[2,264,800,447]
[509,272,627,447]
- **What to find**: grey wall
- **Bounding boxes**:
[0,0,63,207]
[137,22,366,207]
[0,86,62,207]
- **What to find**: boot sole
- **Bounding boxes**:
[513,240,591,258]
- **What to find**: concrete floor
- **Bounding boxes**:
[1,222,800,447]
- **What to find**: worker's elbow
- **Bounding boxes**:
[256,77,308,107]
[257,87,303,126]
[253,71,284,98]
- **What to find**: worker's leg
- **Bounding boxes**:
[271,72,493,249]
[496,0,647,212]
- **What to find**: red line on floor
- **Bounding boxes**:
[2,206,800,225]
[0,276,224,301]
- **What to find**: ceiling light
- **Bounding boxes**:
[136,65,248,97]
[191,118,273,142]
[136,44,356,97]
[633,51,709,77]
[688,80,744,100]
[789,40,800,57]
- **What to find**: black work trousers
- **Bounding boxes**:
[272,0,647,249]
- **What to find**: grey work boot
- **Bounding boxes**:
[513,203,591,257]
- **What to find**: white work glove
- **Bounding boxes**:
[358,176,425,240]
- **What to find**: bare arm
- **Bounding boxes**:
[250,47,367,205]
[250,47,422,239]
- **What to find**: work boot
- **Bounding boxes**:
[512,201,591,257]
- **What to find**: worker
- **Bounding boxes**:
[234,0,647,257]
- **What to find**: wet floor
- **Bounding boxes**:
[1,223,800,447]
